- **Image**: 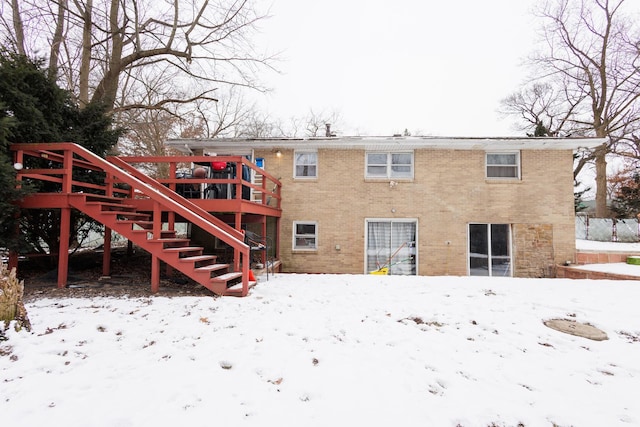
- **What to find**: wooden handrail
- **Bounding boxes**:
[107,156,244,241]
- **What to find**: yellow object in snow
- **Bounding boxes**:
[369,267,389,275]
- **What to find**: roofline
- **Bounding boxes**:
[166,136,608,154]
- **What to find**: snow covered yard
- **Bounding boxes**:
[2,274,640,426]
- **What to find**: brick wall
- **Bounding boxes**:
[556,265,640,280]
[255,147,577,277]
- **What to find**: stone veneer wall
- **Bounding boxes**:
[512,224,555,278]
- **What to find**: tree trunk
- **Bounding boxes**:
[11,0,26,56]
[594,145,609,217]
[48,0,67,80]
[90,0,123,111]
[79,0,93,108]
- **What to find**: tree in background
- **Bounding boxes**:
[0,52,120,256]
[501,0,640,217]
[609,162,640,217]
[1,0,273,115]
[0,102,27,253]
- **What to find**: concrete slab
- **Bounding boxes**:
[543,319,608,341]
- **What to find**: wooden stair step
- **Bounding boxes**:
[179,255,217,264]
[86,201,137,211]
[150,238,190,247]
[80,194,123,203]
[163,246,204,255]
[122,220,153,230]
[195,263,230,273]
[224,281,257,296]
[105,211,150,219]
[210,271,243,284]
[131,230,181,240]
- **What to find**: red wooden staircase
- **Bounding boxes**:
[69,194,248,296]
[11,143,254,297]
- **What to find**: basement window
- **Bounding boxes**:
[293,221,318,250]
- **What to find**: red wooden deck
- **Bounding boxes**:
[9,143,282,296]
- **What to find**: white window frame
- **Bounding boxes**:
[365,151,414,179]
[485,151,520,179]
[292,221,318,251]
[294,150,318,179]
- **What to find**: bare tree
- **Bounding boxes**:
[304,108,341,137]
[118,85,257,176]
[500,83,579,138]
[118,108,179,178]
[1,0,274,113]
[235,111,283,138]
[501,0,640,217]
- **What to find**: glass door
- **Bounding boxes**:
[468,223,511,276]
[366,220,417,275]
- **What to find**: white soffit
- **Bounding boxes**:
[167,136,607,154]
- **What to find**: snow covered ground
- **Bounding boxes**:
[2,271,640,426]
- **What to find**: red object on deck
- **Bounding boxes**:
[212,161,227,171]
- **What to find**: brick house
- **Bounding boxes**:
[167,136,604,278]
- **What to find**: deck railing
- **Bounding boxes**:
[115,155,282,209]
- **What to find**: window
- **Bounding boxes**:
[294,151,317,178]
[365,219,417,275]
[468,223,511,276]
[366,152,413,179]
[486,152,520,179]
[293,221,318,250]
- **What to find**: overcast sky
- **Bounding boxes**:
[252,0,539,137]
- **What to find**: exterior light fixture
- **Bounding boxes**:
[14,162,23,170]
[275,150,282,158]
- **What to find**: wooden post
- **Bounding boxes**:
[275,216,281,270]
[103,172,113,277]
[234,212,242,272]
[165,212,174,277]
[151,200,162,291]
[261,219,267,265]
[58,208,71,288]
[153,201,162,240]
[151,255,160,293]
[102,227,111,276]
[57,148,73,288]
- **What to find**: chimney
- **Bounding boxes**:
[325,123,332,137]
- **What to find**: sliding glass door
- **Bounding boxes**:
[468,223,512,276]
[366,219,417,275]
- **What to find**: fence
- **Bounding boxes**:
[576,214,640,242]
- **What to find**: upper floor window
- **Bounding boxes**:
[366,152,413,179]
[293,221,318,250]
[486,152,520,179]
[294,151,317,178]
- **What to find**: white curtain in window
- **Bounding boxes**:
[391,222,416,275]
[367,220,416,275]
